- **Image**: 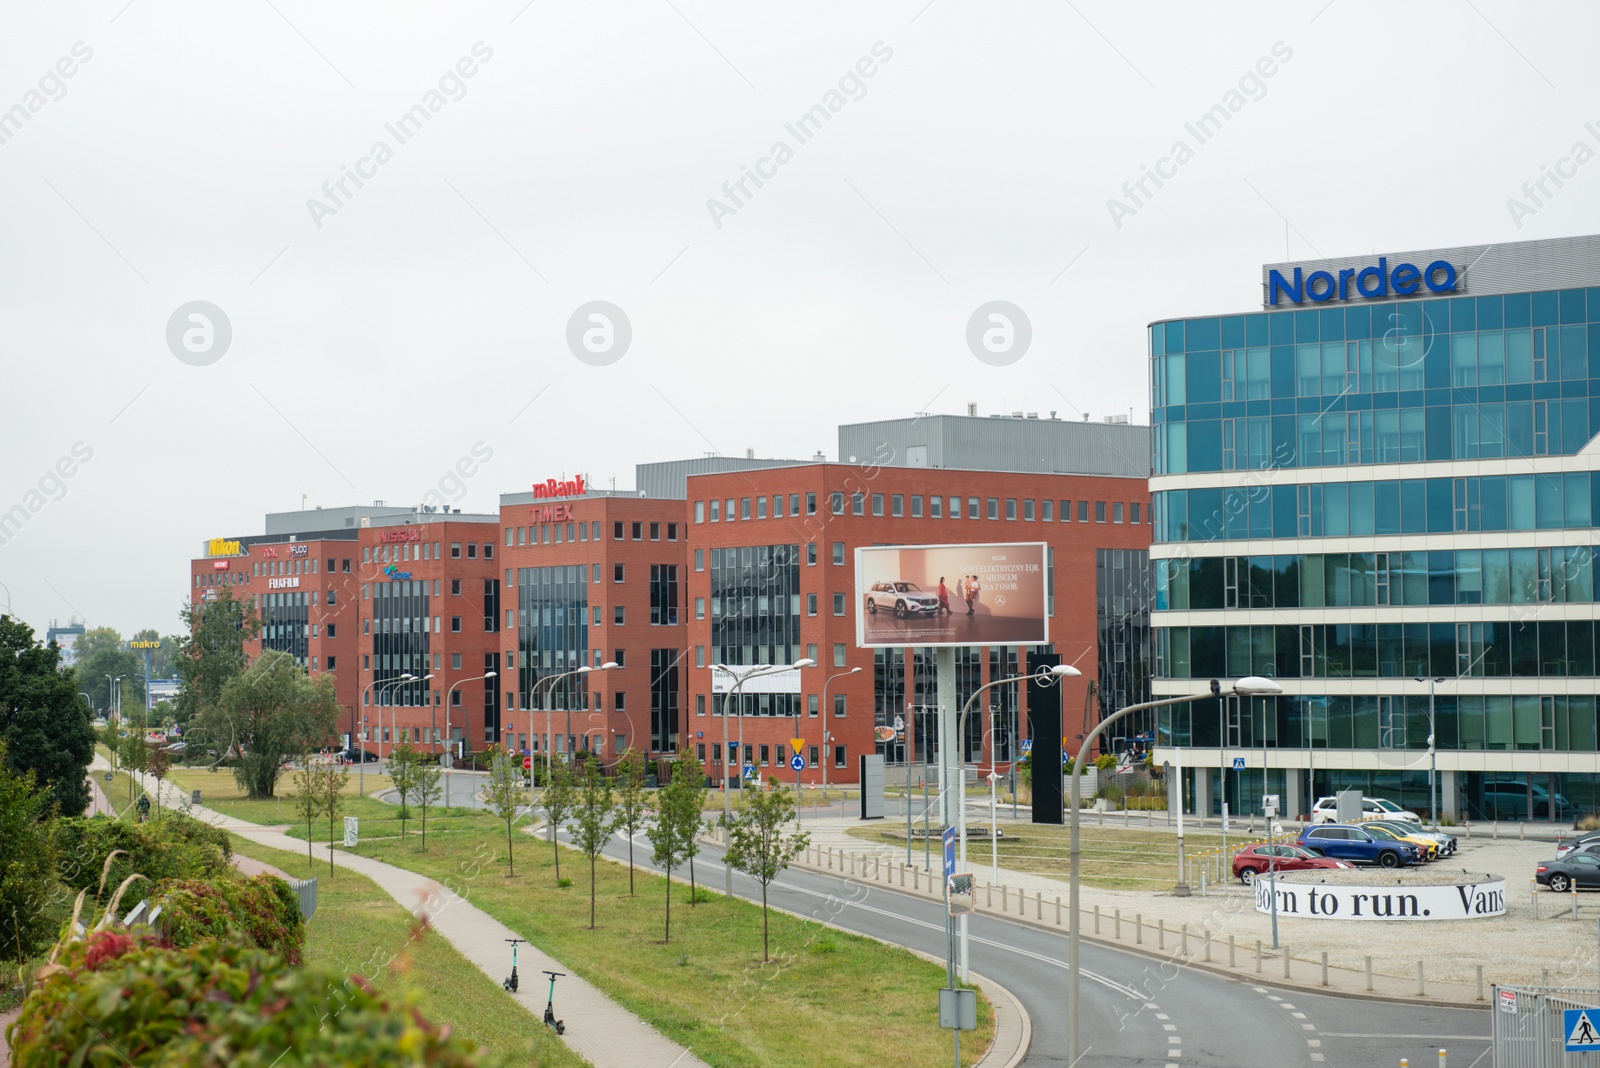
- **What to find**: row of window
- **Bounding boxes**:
[1159,692,1600,754]
[694,492,1145,525]
[691,741,849,769]
[1154,472,1600,543]
[1156,396,1599,474]
[1158,546,1600,610]
[1157,619,1600,680]
[504,520,681,547]
[361,541,491,563]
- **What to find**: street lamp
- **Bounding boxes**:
[443,671,497,807]
[1066,676,1281,1063]
[813,666,860,801]
[952,664,1080,981]
[356,673,414,797]
[534,663,617,781]
[718,659,816,894]
[1415,676,1447,828]
[565,664,618,769]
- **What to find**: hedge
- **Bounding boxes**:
[55,813,232,896]
[147,874,304,964]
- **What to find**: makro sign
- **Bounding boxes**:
[531,475,585,499]
[1267,256,1459,306]
[1253,875,1505,921]
[207,537,244,557]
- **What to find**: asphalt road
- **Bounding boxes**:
[592,829,1492,1068]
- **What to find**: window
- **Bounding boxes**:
[593,606,601,626]
[650,522,660,540]
[327,588,337,605]
[695,501,705,523]
[832,592,845,615]
[832,542,845,565]
[790,493,801,515]
[807,543,818,565]
[615,691,626,711]
[614,606,626,625]
[807,593,818,616]
[810,745,819,767]
[451,690,462,706]
[326,623,336,638]
[832,492,844,515]
[931,495,943,518]
[343,559,350,573]
[1113,502,1124,523]
[614,521,624,540]
[1060,500,1071,522]
[763,496,774,519]
[740,498,751,520]
[649,564,678,624]
[592,563,601,584]
[987,498,999,520]
[1024,499,1035,521]
[613,563,625,583]
[872,493,885,516]
[483,543,493,559]
[697,694,705,717]
[833,643,846,667]
[613,649,625,668]
[852,493,864,516]
[696,597,706,619]
[759,744,770,766]
[452,653,462,669]
[806,492,817,515]
[451,616,461,632]
[891,493,903,517]
[1132,502,1142,524]
[834,693,846,717]
[695,549,705,571]
[808,694,819,717]
[578,524,586,541]
[696,646,706,667]
[364,654,370,669]
[451,578,461,595]
[667,523,678,541]
[911,495,923,517]
[834,745,846,769]
[1096,501,1107,523]
[807,643,818,664]
[631,522,642,540]
[327,656,336,670]
[466,543,477,559]
[451,542,461,558]
[1006,498,1017,520]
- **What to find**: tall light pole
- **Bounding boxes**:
[1067,676,1281,1063]
[444,671,497,807]
[718,659,815,894]
[952,664,1079,981]
[1415,676,1446,828]
[356,673,413,796]
[812,666,859,801]
[535,663,617,781]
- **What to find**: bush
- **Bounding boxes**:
[1578,814,1600,831]
[147,874,305,964]
[56,813,232,896]
[7,932,496,1067]
[1094,754,1118,772]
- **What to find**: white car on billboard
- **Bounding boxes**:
[863,581,941,618]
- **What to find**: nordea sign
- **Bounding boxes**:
[1253,874,1505,921]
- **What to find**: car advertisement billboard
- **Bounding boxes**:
[855,542,1048,648]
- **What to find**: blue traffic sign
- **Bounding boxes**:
[789,754,805,771]
[1232,757,1246,770]
[1565,1008,1600,1050]
[942,826,957,880]
[743,765,756,779]
[1020,739,1032,754]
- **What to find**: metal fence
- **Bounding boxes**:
[289,877,318,921]
[1493,985,1600,1067]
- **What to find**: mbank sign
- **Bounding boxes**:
[1268,256,1459,306]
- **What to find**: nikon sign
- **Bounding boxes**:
[1253,874,1505,921]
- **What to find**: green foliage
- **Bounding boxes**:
[147,874,305,963]
[645,753,704,943]
[70,626,145,714]
[387,739,422,837]
[724,784,809,961]
[1094,753,1118,772]
[292,764,321,868]
[0,616,96,816]
[55,813,232,898]
[610,748,648,896]
[207,650,339,799]
[570,761,615,929]
[540,759,576,884]
[416,759,442,849]
[0,744,60,963]
[174,586,260,735]
[482,747,525,876]
[7,932,496,1067]
[320,761,349,877]
[118,732,150,777]
[666,751,705,904]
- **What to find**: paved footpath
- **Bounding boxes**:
[104,759,707,1068]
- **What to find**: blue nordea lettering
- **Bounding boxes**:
[1269,254,1458,304]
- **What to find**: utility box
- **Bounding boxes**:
[859,754,885,820]
[343,817,358,847]
[1336,789,1363,824]
[939,987,977,1031]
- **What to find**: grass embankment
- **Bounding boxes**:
[850,822,1250,892]
[351,816,992,1068]
[226,832,589,1068]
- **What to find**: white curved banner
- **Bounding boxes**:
[1253,877,1505,921]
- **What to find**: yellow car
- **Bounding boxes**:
[1363,823,1438,860]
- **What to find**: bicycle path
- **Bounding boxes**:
[105,759,708,1068]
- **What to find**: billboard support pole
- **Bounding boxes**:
[936,644,962,1062]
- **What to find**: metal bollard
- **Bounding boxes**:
[1321,951,1329,987]
[913,865,918,889]
[1439,1050,1446,1068]
[900,864,905,887]
[984,882,989,907]
[1056,896,1062,925]
[828,848,834,870]
[1201,871,1207,897]
[1417,960,1425,998]
[1284,947,1292,980]
[1229,934,1236,968]
[1159,919,1165,951]
[1203,928,1211,962]
[1115,908,1122,940]
[1001,886,1007,911]
[1255,939,1262,973]
[1533,879,1539,920]
[1093,903,1099,933]
[1136,913,1143,945]
[1181,924,1189,957]
[1366,956,1373,992]
[1019,888,1025,917]
[1476,965,1484,1001]
[1574,881,1580,919]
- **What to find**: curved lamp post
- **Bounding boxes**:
[718,658,816,894]
[535,663,617,781]
[443,671,497,806]
[811,666,859,800]
[1066,676,1281,1062]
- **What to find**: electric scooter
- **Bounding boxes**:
[502,938,525,992]
[542,970,566,1035]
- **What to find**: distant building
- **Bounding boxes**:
[46,617,85,665]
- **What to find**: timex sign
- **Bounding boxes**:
[530,503,574,523]
[1268,256,1459,306]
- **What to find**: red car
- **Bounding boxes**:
[1233,843,1354,884]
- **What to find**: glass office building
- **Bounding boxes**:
[1149,234,1600,822]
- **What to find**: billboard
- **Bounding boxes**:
[855,542,1048,649]
[709,664,804,695]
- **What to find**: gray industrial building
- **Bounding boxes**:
[837,409,1150,478]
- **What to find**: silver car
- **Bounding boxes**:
[864,581,941,618]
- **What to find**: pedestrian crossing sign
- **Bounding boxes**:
[1565,1007,1600,1050]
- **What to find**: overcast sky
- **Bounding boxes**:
[2,1,1597,636]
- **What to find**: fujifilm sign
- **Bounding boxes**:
[1268,257,1460,306]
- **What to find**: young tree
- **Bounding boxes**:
[292,764,319,868]
[665,752,706,906]
[147,746,172,820]
[205,650,338,799]
[321,760,349,878]
[119,733,149,805]
[725,784,810,962]
[416,758,442,850]
[571,761,616,929]
[174,587,260,731]
[387,739,421,838]
[609,748,648,896]
[0,741,60,965]
[0,616,96,816]
[540,759,576,884]
[645,764,700,944]
[483,746,524,877]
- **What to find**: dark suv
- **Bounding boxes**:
[1297,824,1421,868]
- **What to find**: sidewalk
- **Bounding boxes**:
[104,758,708,1068]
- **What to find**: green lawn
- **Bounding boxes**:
[350,818,993,1068]
[227,833,589,1068]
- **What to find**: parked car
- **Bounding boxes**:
[1367,819,1456,856]
[1310,796,1420,824]
[1536,853,1600,892]
[1480,780,1570,819]
[863,581,942,618]
[1232,844,1354,884]
[1361,822,1439,860]
[338,748,379,764]
[1297,824,1422,868]
[1557,832,1600,859]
